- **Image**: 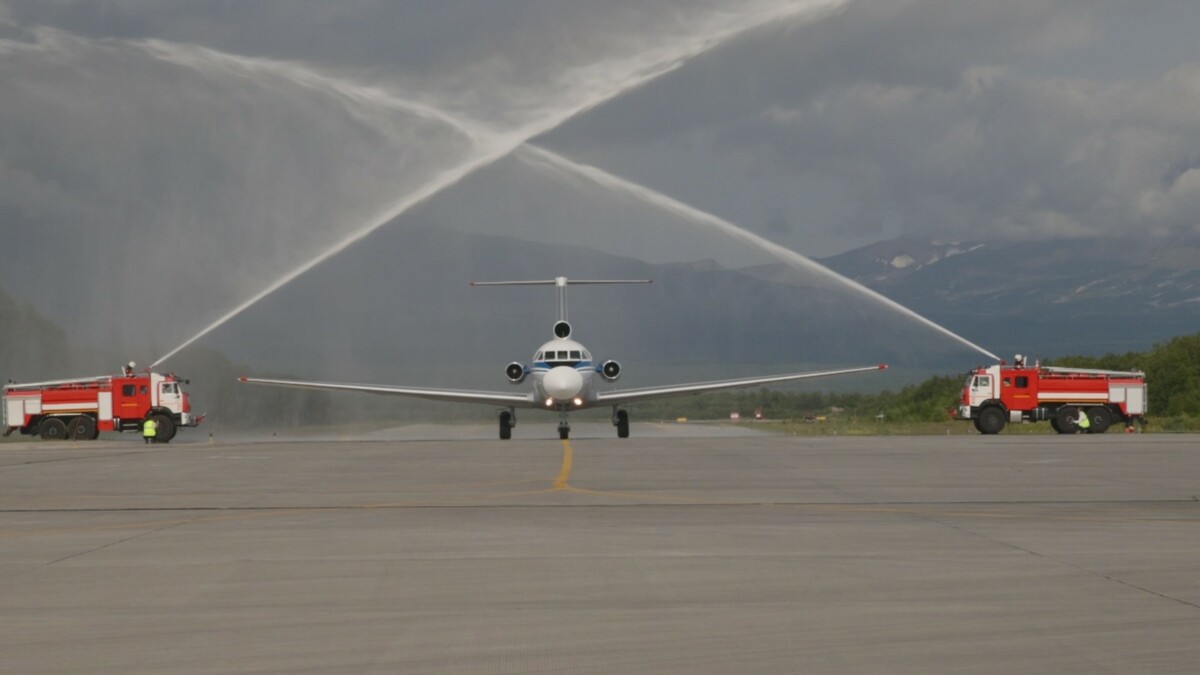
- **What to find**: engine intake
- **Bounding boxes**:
[599,360,621,382]
[505,362,527,384]
[553,321,572,338]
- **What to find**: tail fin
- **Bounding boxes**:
[471,276,652,323]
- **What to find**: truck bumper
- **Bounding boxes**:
[958,405,972,420]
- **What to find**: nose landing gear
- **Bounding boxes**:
[552,406,571,440]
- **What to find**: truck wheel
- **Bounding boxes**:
[152,415,176,444]
[977,406,1007,435]
[498,411,512,440]
[40,418,67,441]
[1055,407,1080,434]
[66,415,96,441]
[1086,407,1112,434]
[1049,418,1065,434]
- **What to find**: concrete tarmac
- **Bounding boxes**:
[2,426,1199,673]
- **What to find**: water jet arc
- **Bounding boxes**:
[515,144,1001,362]
[150,0,855,367]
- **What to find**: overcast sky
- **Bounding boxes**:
[2,0,1198,370]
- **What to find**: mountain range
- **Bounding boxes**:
[814,235,1200,358]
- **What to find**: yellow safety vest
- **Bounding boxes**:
[143,419,157,437]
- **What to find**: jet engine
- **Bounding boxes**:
[505,362,527,384]
[599,360,621,382]
[553,321,572,338]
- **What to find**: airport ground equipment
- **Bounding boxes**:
[955,355,1146,434]
[4,365,202,442]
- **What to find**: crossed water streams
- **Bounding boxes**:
[147,0,998,368]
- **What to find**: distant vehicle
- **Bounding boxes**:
[955,355,1146,434]
[240,277,887,439]
[4,363,203,442]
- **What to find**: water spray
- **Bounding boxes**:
[514,144,1001,362]
[152,0,851,367]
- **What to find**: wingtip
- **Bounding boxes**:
[238,376,249,382]
[879,364,889,370]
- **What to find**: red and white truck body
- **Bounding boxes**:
[4,369,201,443]
[957,358,1146,434]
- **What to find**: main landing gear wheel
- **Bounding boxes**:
[40,418,67,441]
[67,415,96,441]
[1086,406,1113,434]
[498,411,513,440]
[558,426,570,440]
[615,409,629,439]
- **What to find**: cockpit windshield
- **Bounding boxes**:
[537,349,591,367]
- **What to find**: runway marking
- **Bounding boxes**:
[554,439,573,490]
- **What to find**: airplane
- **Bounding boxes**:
[239,277,888,439]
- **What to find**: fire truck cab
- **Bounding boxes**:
[957,355,1146,435]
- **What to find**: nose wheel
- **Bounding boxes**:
[557,411,571,440]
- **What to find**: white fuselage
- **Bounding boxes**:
[530,337,599,409]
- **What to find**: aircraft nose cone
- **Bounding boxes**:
[544,366,583,401]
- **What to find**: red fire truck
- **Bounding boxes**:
[956,355,1147,435]
[4,364,202,443]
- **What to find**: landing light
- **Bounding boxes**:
[573,397,584,407]
[545,398,554,407]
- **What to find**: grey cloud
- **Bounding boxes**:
[535,0,1200,250]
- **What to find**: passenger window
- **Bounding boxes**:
[975,376,990,388]
[140,385,147,395]
[1016,376,1029,388]
[1003,378,1011,386]
[122,384,135,396]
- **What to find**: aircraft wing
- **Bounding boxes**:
[594,365,888,406]
[239,377,538,408]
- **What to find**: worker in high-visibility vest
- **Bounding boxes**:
[143,418,158,444]
[1077,410,1091,434]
